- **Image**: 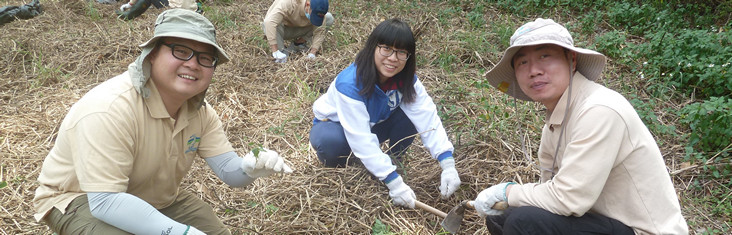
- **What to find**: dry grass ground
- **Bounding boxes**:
[0,0,726,234]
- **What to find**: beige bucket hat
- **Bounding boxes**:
[129,8,230,108]
[485,18,607,101]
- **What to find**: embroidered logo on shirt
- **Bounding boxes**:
[386,90,401,111]
[185,134,201,154]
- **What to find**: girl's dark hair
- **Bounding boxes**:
[354,18,417,103]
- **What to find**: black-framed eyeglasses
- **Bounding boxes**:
[377,45,410,61]
[161,43,218,68]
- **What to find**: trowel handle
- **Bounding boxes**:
[415,200,447,218]
[463,200,508,210]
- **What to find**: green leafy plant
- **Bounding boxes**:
[628,96,676,139]
[248,143,265,157]
[593,30,628,60]
[86,1,103,20]
[680,97,732,171]
[371,219,394,235]
[264,204,279,215]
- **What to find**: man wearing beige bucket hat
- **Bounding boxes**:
[474,18,688,234]
[32,9,292,235]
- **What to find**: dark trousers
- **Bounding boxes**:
[485,206,634,235]
[309,107,417,167]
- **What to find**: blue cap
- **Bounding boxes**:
[309,0,328,26]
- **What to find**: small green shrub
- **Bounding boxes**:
[371,219,395,235]
[680,97,732,168]
[592,30,627,60]
[636,29,732,99]
[628,96,677,140]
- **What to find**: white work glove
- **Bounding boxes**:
[272,50,287,63]
[324,12,334,27]
[240,148,293,178]
[119,2,132,11]
[385,176,416,208]
[307,53,316,59]
[475,182,515,217]
[184,225,206,235]
[439,158,461,198]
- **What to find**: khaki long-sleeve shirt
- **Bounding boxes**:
[263,0,327,51]
[507,72,688,235]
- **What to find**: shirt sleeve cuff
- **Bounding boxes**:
[437,151,453,162]
[383,170,399,184]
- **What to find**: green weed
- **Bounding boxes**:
[264,204,279,215]
[204,6,238,29]
[680,97,732,168]
[30,53,64,90]
[86,1,103,20]
[371,218,395,235]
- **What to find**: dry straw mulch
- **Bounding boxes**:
[0,0,716,234]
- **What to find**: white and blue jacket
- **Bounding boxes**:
[312,63,454,183]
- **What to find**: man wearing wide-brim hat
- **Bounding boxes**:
[473,18,689,234]
[33,9,292,235]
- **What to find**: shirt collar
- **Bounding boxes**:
[546,71,591,125]
[143,80,194,120]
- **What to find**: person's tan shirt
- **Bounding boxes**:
[508,72,689,234]
[263,0,327,50]
[33,72,234,221]
[168,0,197,10]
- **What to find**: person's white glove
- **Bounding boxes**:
[439,158,461,198]
[475,182,515,217]
[119,2,132,11]
[184,225,206,235]
[324,12,334,27]
[240,148,293,178]
[385,176,416,208]
[307,53,316,59]
[272,50,287,63]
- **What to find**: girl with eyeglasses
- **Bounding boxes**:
[309,18,461,209]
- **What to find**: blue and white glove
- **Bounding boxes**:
[241,148,293,178]
[439,158,460,198]
[184,225,206,235]
[386,176,416,208]
[272,50,287,63]
[474,182,515,217]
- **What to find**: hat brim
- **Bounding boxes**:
[485,41,606,101]
[139,32,231,65]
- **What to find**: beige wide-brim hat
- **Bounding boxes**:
[130,8,230,108]
[485,18,607,101]
[139,8,230,64]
